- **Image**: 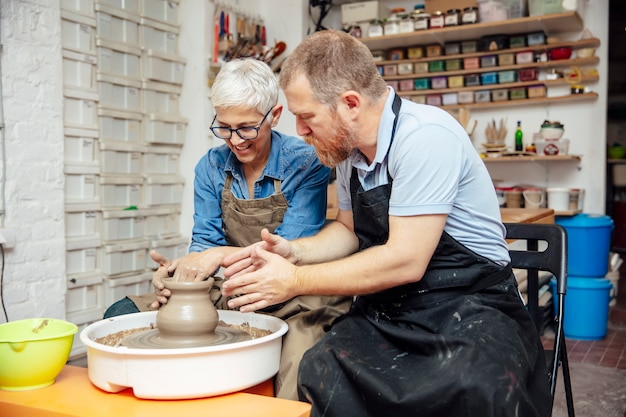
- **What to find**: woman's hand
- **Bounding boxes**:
[150,250,177,309]
[223,228,296,277]
[149,249,222,309]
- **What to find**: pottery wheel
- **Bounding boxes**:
[123,326,252,349]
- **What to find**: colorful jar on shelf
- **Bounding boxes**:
[527,31,546,46]
[428,60,445,72]
[528,84,547,98]
[510,87,527,100]
[426,94,442,106]
[480,55,498,68]
[445,59,462,71]
[463,57,480,70]
[430,11,445,28]
[445,9,461,26]
[407,46,424,59]
[492,89,509,101]
[368,20,384,37]
[442,92,458,105]
[414,62,429,74]
[461,40,478,54]
[516,51,534,64]
[431,76,448,89]
[458,90,474,104]
[426,44,443,57]
[384,11,402,35]
[464,73,481,86]
[398,12,414,33]
[411,4,430,30]
[510,35,527,48]
[383,64,397,76]
[448,75,465,88]
[388,49,405,60]
[399,79,415,91]
[414,78,430,90]
[497,70,517,83]
[461,6,478,24]
[474,90,491,103]
[498,53,515,66]
[445,42,461,55]
[481,72,498,85]
[397,62,414,75]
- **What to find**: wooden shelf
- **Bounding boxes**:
[481,154,582,162]
[386,56,599,81]
[439,92,597,111]
[376,38,601,66]
[395,75,598,96]
[360,12,584,50]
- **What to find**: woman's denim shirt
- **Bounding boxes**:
[189,130,331,252]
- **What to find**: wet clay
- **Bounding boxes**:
[155,278,221,345]
[95,321,271,348]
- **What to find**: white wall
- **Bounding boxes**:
[0,0,67,323]
[0,0,610,322]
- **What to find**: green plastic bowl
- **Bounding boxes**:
[0,318,78,391]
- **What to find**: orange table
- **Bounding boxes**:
[0,365,311,417]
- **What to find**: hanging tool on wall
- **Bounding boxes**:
[210,1,284,73]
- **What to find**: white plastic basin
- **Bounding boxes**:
[80,310,288,399]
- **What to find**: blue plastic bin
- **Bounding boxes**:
[556,214,614,277]
[550,277,614,340]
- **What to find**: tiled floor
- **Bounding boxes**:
[539,264,626,417]
[566,323,626,369]
[541,319,626,370]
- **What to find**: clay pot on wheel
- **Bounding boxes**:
[156,278,219,346]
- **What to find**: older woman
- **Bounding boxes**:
[104,58,351,400]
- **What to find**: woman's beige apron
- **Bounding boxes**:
[216,173,351,400]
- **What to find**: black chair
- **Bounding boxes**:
[504,222,575,417]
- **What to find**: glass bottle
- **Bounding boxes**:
[515,121,524,152]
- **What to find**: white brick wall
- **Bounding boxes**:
[0,0,67,322]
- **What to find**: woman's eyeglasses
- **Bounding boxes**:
[210,109,272,140]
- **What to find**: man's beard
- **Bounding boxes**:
[303,116,355,168]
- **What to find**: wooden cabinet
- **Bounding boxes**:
[360,12,599,111]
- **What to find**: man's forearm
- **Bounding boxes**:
[292,216,358,265]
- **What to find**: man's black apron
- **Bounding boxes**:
[297,94,551,417]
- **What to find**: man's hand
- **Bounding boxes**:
[222,245,298,313]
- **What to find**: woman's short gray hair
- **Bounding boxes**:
[210,59,279,115]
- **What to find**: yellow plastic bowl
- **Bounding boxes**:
[0,318,78,391]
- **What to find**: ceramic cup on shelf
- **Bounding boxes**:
[523,187,544,209]
[547,188,570,211]
[504,188,522,208]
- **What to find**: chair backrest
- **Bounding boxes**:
[504,222,568,332]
